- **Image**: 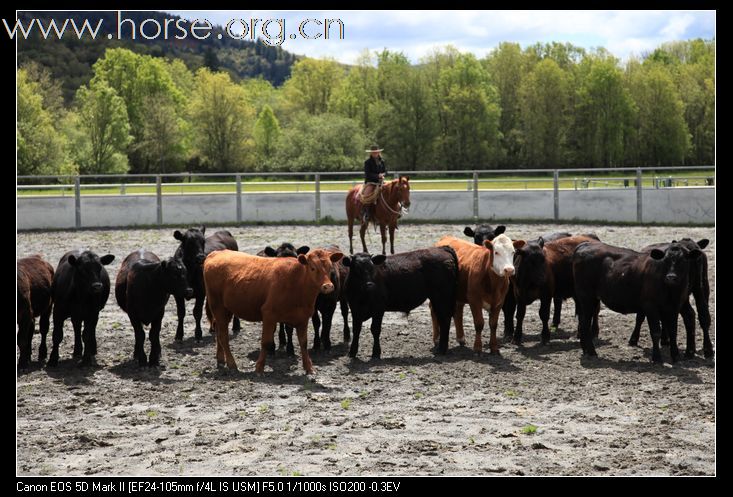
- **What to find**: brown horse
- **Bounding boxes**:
[346,176,411,255]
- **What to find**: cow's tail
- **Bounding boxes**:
[202,264,215,331]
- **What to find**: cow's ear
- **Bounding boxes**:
[538,237,545,249]
[687,249,702,260]
[483,240,494,251]
[513,240,526,249]
[697,239,709,250]
[100,254,115,265]
[264,246,277,257]
[650,249,665,260]
[200,225,206,235]
[330,252,344,263]
[160,260,168,269]
[342,256,351,267]
[495,225,506,235]
[297,254,308,265]
[173,230,184,241]
[68,255,78,266]
[463,227,475,237]
[372,254,387,265]
[296,246,310,255]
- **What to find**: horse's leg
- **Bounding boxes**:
[347,215,354,255]
[360,220,368,253]
[379,224,387,256]
[388,223,396,255]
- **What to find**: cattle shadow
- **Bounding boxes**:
[165,334,215,356]
[43,359,100,384]
[108,360,179,385]
[579,354,705,384]
[200,364,333,390]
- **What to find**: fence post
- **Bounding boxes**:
[235,174,242,224]
[156,175,162,225]
[636,168,643,223]
[74,176,81,229]
[472,171,479,222]
[553,169,559,221]
[315,173,321,223]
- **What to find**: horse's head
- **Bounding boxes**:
[395,176,411,209]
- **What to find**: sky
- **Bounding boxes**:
[167,10,715,64]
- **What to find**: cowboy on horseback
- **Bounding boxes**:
[360,145,387,222]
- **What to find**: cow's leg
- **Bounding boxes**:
[149,318,163,367]
[312,311,322,351]
[360,222,369,254]
[38,308,50,362]
[552,296,563,329]
[174,294,186,341]
[340,298,351,342]
[17,317,32,370]
[274,323,285,354]
[370,313,384,359]
[679,301,696,358]
[488,305,501,355]
[577,299,598,357]
[693,286,713,358]
[430,302,439,346]
[453,302,466,346]
[512,302,527,345]
[193,297,205,341]
[348,217,355,255]
[232,317,241,333]
[646,313,664,364]
[72,318,83,358]
[629,313,645,346]
[431,298,452,355]
[132,319,147,366]
[47,313,65,367]
[321,302,336,351]
[469,302,485,354]
[591,301,600,338]
[389,224,396,255]
[539,296,552,345]
[255,319,276,373]
[661,311,680,363]
[348,317,363,358]
[379,224,387,256]
[80,316,98,366]
[503,289,516,339]
[285,325,294,356]
[293,324,313,375]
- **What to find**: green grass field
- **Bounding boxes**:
[17,170,714,196]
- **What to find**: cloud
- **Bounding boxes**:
[166,10,715,64]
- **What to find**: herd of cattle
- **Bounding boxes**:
[16,224,713,374]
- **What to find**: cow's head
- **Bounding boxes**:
[514,238,547,290]
[160,257,193,300]
[464,224,506,245]
[342,253,385,295]
[650,242,702,287]
[67,250,114,294]
[173,226,206,266]
[298,248,343,294]
[263,243,310,258]
[483,234,525,278]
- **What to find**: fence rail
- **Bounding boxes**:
[17,167,715,229]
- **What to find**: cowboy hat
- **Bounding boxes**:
[365,145,384,153]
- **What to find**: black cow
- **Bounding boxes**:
[343,247,458,359]
[628,238,712,358]
[17,256,54,370]
[463,224,506,245]
[256,243,310,355]
[573,241,701,363]
[116,250,193,366]
[311,244,351,353]
[47,250,114,367]
[173,226,240,341]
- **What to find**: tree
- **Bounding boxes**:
[134,93,190,173]
[281,58,344,117]
[76,78,132,174]
[189,68,256,172]
[518,59,571,167]
[330,50,378,130]
[17,69,73,176]
[574,57,635,167]
[241,77,277,115]
[253,105,281,162]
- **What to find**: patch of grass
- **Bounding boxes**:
[659,405,669,411]
[190,370,200,377]
[408,368,417,374]
[258,404,269,414]
[521,424,538,435]
[146,410,158,418]
[358,391,369,399]
[326,443,337,450]
[238,411,247,418]
[504,390,518,398]
[398,372,406,380]
[340,399,352,410]
[414,392,424,400]
[469,436,475,445]
[292,471,302,476]
[169,363,181,370]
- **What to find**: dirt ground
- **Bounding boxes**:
[16,223,715,476]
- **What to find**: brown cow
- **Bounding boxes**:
[203,248,343,374]
[17,255,54,369]
[435,235,525,354]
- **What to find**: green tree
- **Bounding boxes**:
[253,104,281,162]
[134,93,190,173]
[17,69,72,176]
[242,77,278,115]
[330,50,378,130]
[519,58,571,167]
[189,68,256,171]
[281,58,344,116]
[574,57,635,167]
[76,79,132,174]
